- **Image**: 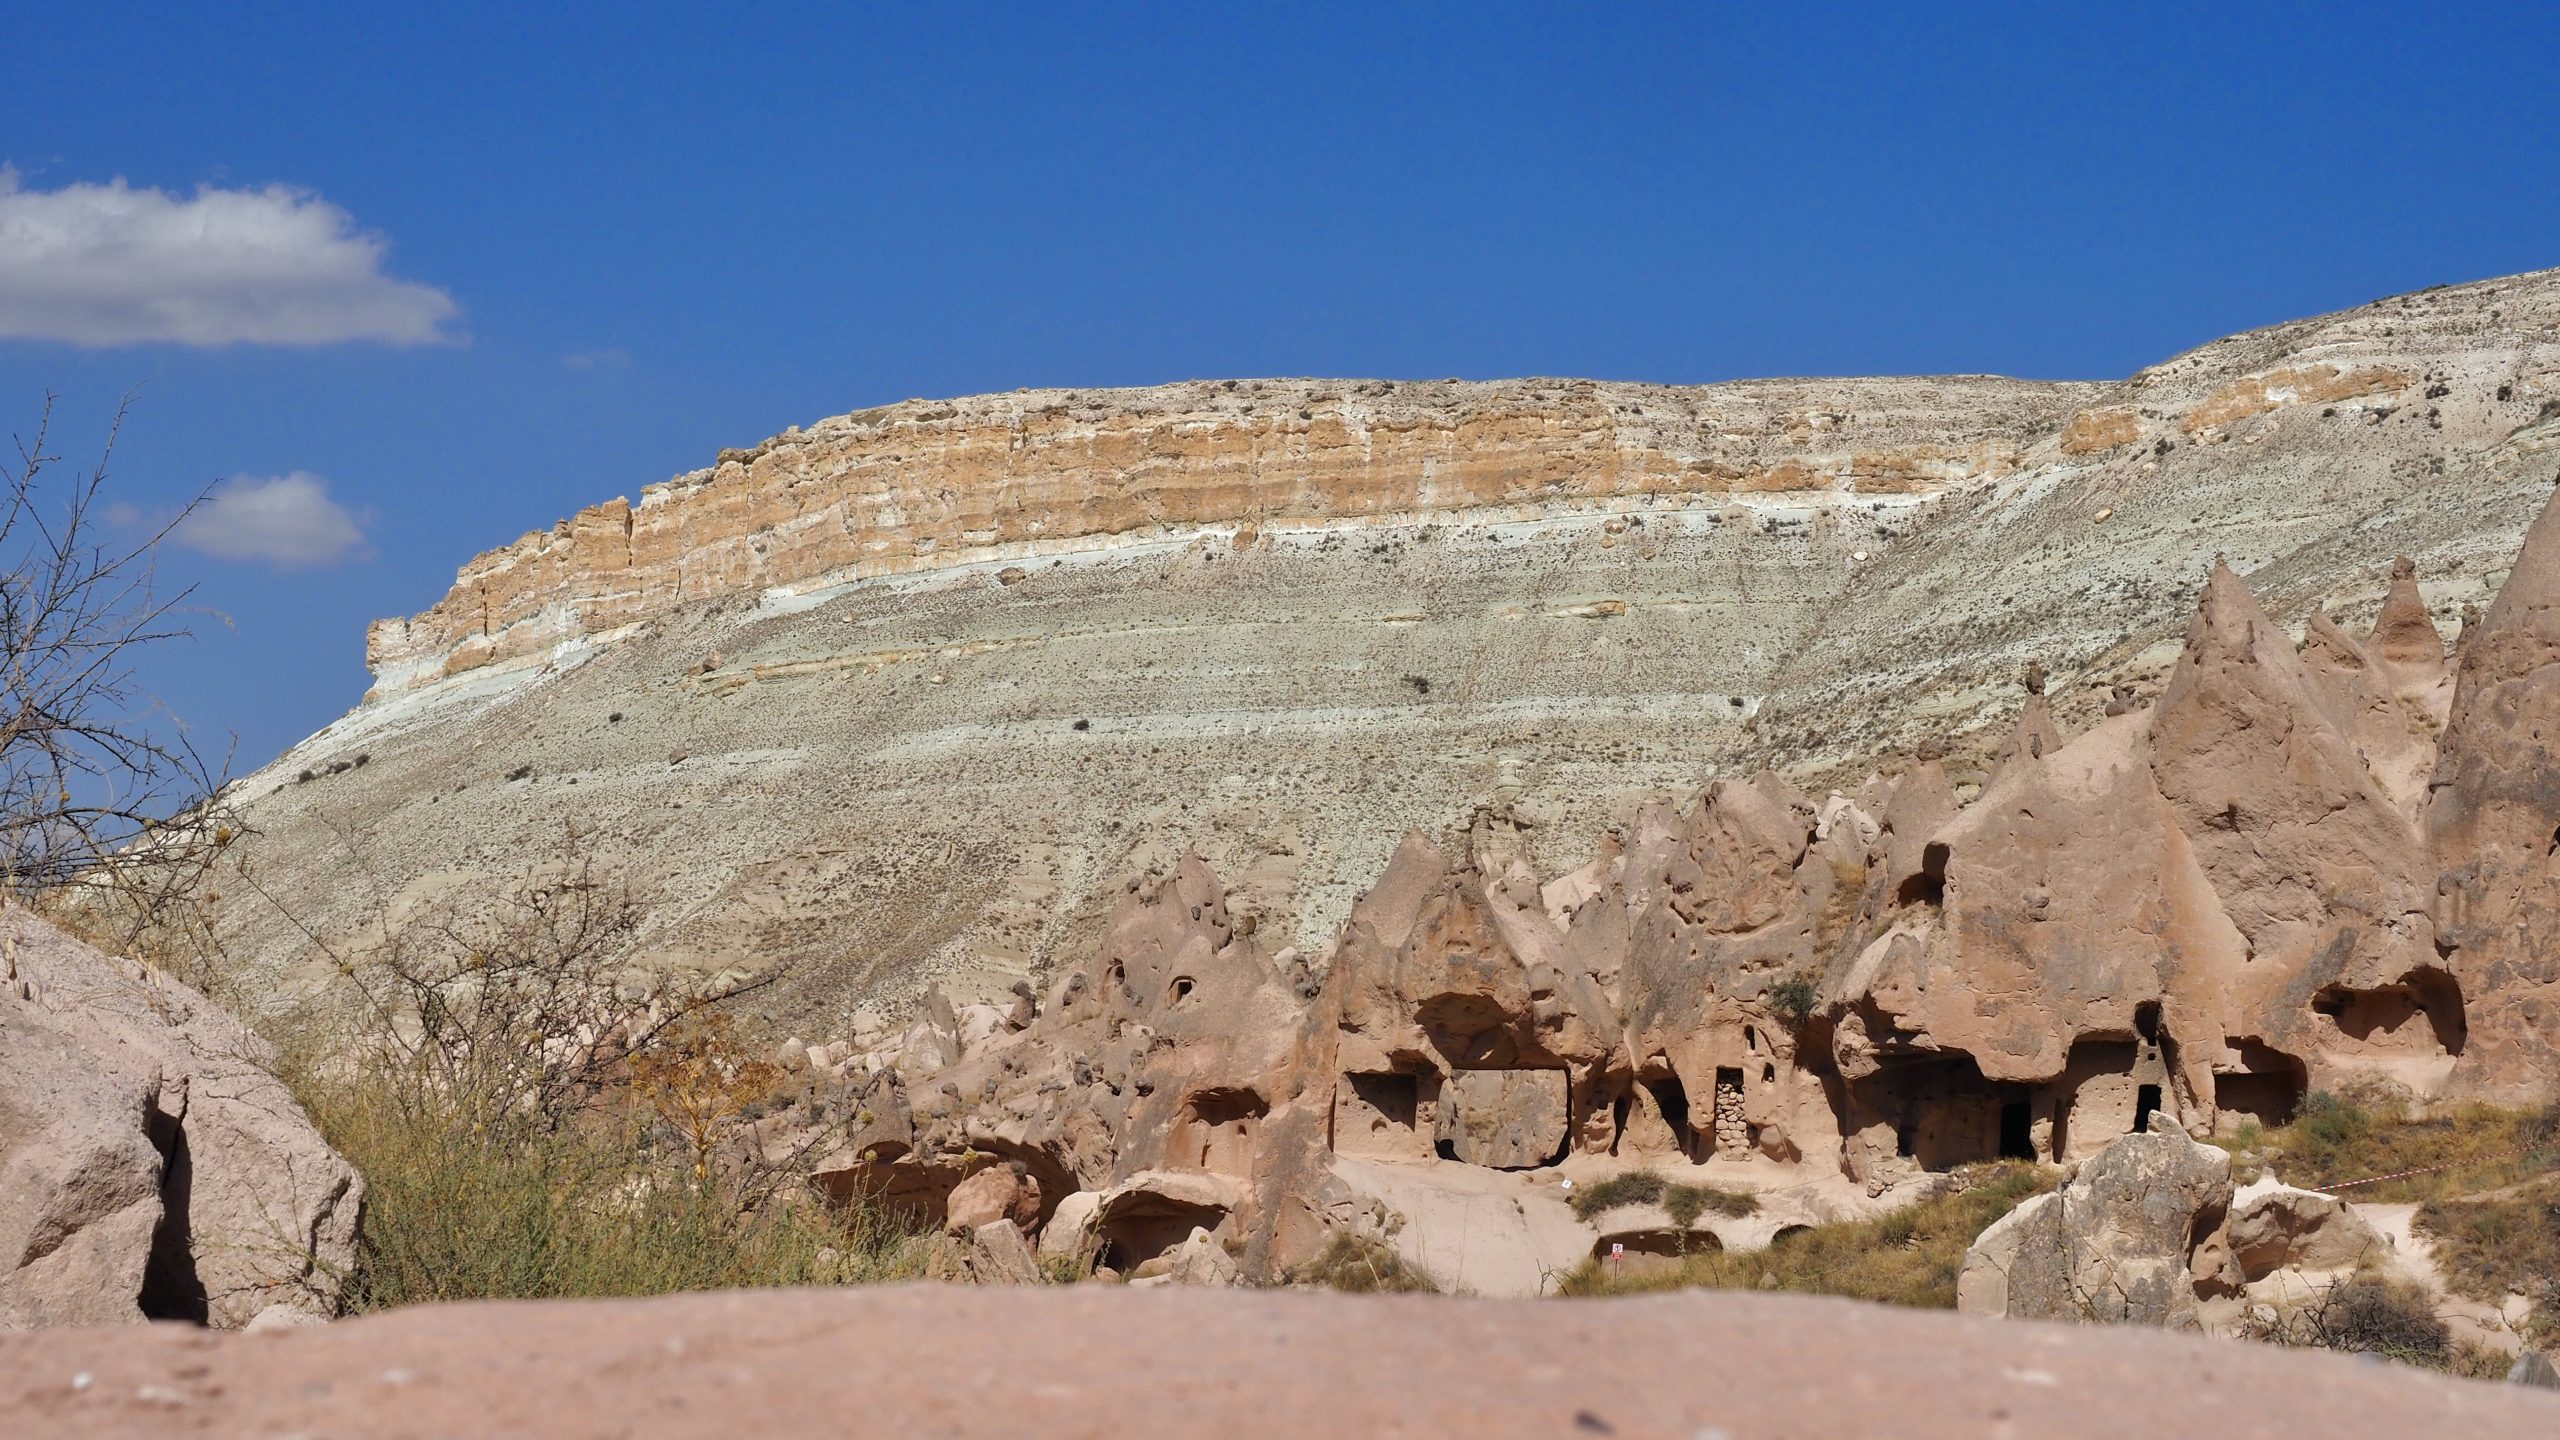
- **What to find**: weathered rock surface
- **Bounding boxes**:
[2226,1180,2389,1281]
[4,1286,2554,1439]
[799,477,2560,1293]
[1955,1119,2237,1326]
[0,910,361,1330]
[218,268,2560,1034]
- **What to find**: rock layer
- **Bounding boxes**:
[226,268,2560,1034]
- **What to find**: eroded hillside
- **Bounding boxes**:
[217,268,2560,1031]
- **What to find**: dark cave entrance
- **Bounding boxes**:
[1651,1075,1692,1151]
[1896,842,1949,908]
[1998,1097,2036,1161]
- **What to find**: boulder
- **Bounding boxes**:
[944,1163,1040,1236]
[0,909,361,1330]
[2512,1350,2560,1390]
[1037,1191,1101,1262]
[1162,1226,1241,1288]
[2225,1180,2386,1280]
[1435,1069,1569,1169]
[962,1219,1042,1286]
[1957,1120,2235,1327]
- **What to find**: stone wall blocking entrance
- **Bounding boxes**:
[1435,1069,1572,1169]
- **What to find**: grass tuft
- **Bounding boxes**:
[1569,1171,1759,1224]
[1291,1232,1442,1294]
[1559,1161,2051,1307]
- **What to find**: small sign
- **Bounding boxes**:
[1609,1242,1624,1262]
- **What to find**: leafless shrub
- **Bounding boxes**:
[0,396,229,902]
[0,396,245,986]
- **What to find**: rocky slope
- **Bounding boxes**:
[770,476,2557,1303]
[222,268,2560,1031]
[5,1286,2553,1438]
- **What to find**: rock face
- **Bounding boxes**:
[2425,483,2560,1103]
[1956,1118,2238,1327]
[0,910,361,1330]
[218,268,2560,1035]
[795,481,2560,1291]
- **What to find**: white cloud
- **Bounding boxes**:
[175,473,369,568]
[0,168,459,346]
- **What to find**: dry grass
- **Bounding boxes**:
[1567,1171,1760,1224]
[1290,1232,1442,1294]
[2416,1177,2560,1344]
[1559,1161,2053,1307]
[305,1073,923,1309]
[2220,1086,2558,1204]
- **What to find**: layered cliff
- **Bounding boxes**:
[363,375,2087,696]
[222,268,2560,1040]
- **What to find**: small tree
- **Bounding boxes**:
[1,396,233,968]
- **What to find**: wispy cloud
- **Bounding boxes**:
[175,473,370,568]
[562,347,630,371]
[0,168,459,347]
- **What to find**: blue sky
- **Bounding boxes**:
[3,3,2555,772]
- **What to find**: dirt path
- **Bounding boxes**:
[5,1285,2554,1439]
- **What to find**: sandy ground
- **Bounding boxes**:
[3,1285,2554,1439]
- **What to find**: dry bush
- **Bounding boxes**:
[1291,1232,1442,1295]
[2236,1271,2511,1377]
[1560,1161,2052,1306]
[2,397,244,987]
[269,829,923,1309]
[1568,1170,1759,1224]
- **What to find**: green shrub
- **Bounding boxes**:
[1567,1171,1761,1225]
[1569,1170,1666,1220]
[1766,975,1820,1025]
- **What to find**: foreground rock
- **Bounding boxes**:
[1957,1118,2237,1327]
[4,1286,2553,1439]
[0,910,360,1330]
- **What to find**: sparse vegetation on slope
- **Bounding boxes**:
[1559,1162,2052,1307]
[2416,1177,2560,1345]
[271,836,922,1309]
[2218,1083,2559,1203]
[1566,1170,1760,1225]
